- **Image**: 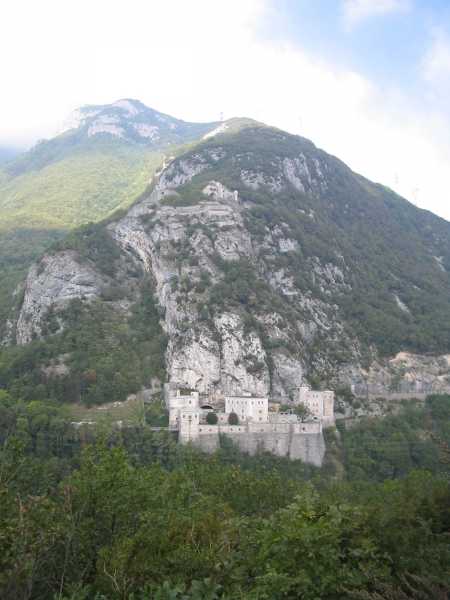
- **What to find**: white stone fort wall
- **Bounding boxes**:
[292,422,322,434]
[196,422,322,437]
[194,433,220,453]
[289,432,326,466]
[189,423,326,467]
[230,432,291,458]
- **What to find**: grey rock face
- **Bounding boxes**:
[60,98,219,147]
[16,252,104,344]
[342,351,450,398]
[240,151,328,197]
[110,154,282,395]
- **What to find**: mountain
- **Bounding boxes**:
[5,99,219,177]
[4,120,450,406]
[0,99,219,331]
[0,99,219,233]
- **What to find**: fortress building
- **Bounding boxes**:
[225,393,268,423]
[295,385,335,427]
[168,388,199,430]
[165,383,333,467]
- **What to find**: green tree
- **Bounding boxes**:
[294,404,312,422]
[228,412,239,425]
[206,412,218,425]
[243,486,389,599]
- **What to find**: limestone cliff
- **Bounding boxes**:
[16,251,107,345]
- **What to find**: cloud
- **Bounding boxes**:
[422,29,450,89]
[342,0,411,28]
[231,40,450,221]
[0,0,267,146]
[1,0,449,220]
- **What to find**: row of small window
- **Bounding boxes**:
[229,400,265,405]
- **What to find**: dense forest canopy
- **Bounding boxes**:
[0,390,449,599]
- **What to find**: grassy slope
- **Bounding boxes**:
[0,145,162,231]
[0,142,164,334]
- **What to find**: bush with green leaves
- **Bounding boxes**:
[206,412,218,425]
[0,428,449,600]
[228,412,239,425]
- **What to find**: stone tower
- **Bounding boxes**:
[179,408,200,443]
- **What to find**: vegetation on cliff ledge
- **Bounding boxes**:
[0,278,167,405]
[177,126,450,357]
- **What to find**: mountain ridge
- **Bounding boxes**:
[4,120,450,407]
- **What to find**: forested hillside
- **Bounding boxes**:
[0,389,449,599]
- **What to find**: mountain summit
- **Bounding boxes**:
[58,98,219,148]
[7,99,219,179]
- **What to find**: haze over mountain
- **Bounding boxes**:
[3,106,450,409]
[0,146,22,164]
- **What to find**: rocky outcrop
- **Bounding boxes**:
[341,352,450,398]
[61,98,219,146]
[109,154,277,395]
[16,252,105,344]
[88,115,125,138]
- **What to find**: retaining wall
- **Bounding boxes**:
[190,424,325,466]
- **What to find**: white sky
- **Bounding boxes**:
[2,0,450,220]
